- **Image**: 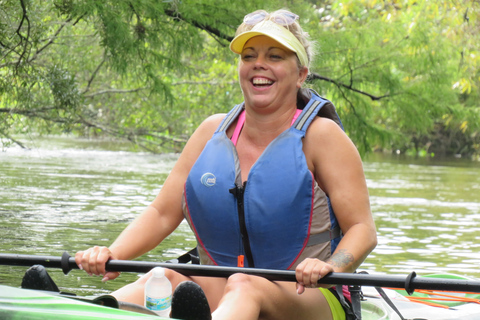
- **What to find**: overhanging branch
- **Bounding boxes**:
[83,87,146,98]
[0,106,187,153]
[0,107,57,115]
[15,0,31,69]
[30,18,73,63]
[0,128,28,149]
[164,9,233,43]
[82,57,106,94]
[308,72,390,101]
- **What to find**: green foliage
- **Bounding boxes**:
[306,0,480,156]
[0,0,261,151]
[0,0,479,156]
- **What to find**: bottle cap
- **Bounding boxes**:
[152,267,165,278]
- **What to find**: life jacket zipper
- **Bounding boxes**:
[229,181,255,268]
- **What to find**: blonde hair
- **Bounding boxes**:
[234,9,314,68]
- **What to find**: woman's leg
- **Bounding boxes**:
[212,273,333,320]
[111,271,334,320]
[111,269,227,312]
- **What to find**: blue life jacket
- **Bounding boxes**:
[183,90,343,270]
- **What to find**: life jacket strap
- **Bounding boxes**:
[217,103,244,133]
[306,226,341,247]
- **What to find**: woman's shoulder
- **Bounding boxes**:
[189,113,228,142]
[305,116,345,141]
[303,116,359,161]
[176,113,229,167]
[202,113,227,126]
[197,113,227,132]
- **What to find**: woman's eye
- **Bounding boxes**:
[242,54,255,60]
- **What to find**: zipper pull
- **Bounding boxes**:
[237,255,245,268]
[229,181,247,199]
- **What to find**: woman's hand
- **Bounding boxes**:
[295,258,334,295]
[75,246,120,282]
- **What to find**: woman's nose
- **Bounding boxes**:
[254,55,267,69]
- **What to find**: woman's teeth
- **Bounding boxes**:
[252,78,273,86]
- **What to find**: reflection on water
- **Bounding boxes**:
[1,137,479,295]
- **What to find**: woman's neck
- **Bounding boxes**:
[241,105,297,148]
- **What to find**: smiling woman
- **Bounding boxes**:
[72,9,377,320]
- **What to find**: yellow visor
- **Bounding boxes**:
[230,20,308,67]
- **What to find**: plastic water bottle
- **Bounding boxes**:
[144,267,172,317]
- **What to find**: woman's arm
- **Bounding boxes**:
[75,114,226,279]
[296,117,377,291]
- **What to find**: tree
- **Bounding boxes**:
[1,0,479,156]
[306,0,480,156]
[0,0,259,151]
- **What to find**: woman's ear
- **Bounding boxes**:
[297,66,309,88]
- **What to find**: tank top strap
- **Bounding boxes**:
[230,110,246,146]
[292,108,302,124]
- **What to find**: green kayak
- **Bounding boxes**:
[0,284,386,320]
[0,285,166,320]
[2,274,480,319]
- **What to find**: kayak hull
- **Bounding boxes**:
[2,282,480,320]
[0,285,165,320]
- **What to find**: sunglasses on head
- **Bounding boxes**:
[243,10,299,26]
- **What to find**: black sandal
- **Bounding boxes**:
[21,264,60,292]
[171,281,211,320]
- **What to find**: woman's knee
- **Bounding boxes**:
[224,273,263,299]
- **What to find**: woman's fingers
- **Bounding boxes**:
[319,264,334,279]
[296,282,306,295]
[74,251,85,271]
[295,258,334,294]
[94,246,113,275]
[102,271,121,282]
[75,249,93,275]
[75,246,118,279]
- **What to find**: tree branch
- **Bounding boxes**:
[83,87,146,98]
[77,115,187,153]
[164,9,233,43]
[308,72,390,101]
[82,57,106,94]
[172,80,237,86]
[29,18,72,63]
[1,105,187,153]
[0,128,29,149]
[15,0,31,69]
[0,107,57,115]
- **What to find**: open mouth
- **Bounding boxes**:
[252,77,274,87]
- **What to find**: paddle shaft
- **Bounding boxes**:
[1,252,480,293]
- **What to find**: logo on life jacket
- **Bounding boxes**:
[201,173,216,187]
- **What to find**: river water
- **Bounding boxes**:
[1,137,479,296]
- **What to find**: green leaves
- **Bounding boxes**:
[0,0,478,156]
[307,0,480,156]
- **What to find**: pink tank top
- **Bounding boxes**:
[231,109,303,146]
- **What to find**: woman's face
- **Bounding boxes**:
[238,35,308,112]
